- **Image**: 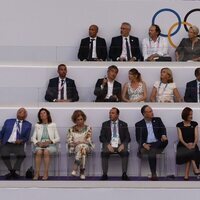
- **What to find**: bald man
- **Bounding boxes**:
[0,108,32,179]
[78,24,107,61]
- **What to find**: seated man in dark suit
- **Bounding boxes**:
[184,67,200,102]
[0,108,32,179]
[99,107,131,180]
[135,105,168,180]
[94,65,121,102]
[45,64,79,102]
[78,24,107,61]
[109,22,141,61]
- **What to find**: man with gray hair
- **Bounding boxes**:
[109,22,141,61]
[0,108,32,179]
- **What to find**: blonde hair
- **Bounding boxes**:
[190,25,199,36]
[160,67,173,83]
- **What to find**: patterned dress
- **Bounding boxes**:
[67,125,94,167]
[127,82,145,102]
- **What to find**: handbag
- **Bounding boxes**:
[25,166,34,179]
[155,56,172,62]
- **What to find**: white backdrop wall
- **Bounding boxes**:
[0,0,199,61]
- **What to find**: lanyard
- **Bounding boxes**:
[149,37,160,49]
[158,81,168,97]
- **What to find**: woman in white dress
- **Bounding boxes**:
[67,110,94,180]
[31,108,60,180]
[150,67,182,102]
[122,68,147,102]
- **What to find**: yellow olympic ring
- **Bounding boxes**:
[168,21,192,48]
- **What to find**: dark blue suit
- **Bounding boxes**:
[0,119,31,144]
[184,80,198,102]
[45,77,79,102]
[135,117,168,175]
[0,119,32,172]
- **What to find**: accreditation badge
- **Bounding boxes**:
[111,137,119,148]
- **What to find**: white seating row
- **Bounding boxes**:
[0,62,198,104]
[0,103,199,176]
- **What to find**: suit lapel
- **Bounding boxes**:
[64,78,69,95]
[192,80,198,100]
[96,37,100,54]
[108,121,112,139]
[141,119,148,139]
[96,37,99,46]
[118,120,122,136]
[65,78,68,85]
[104,81,108,93]
[21,121,25,135]
[129,36,135,52]
[120,36,123,52]
[130,36,134,44]
[152,118,157,138]
[113,81,117,94]
[10,120,16,135]
[87,37,90,46]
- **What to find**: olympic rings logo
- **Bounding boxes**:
[152,8,200,48]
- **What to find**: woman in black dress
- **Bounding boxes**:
[176,107,200,180]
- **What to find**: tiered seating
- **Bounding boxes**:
[0,62,199,177]
[0,62,196,104]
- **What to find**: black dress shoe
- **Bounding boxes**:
[101,174,108,180]
[5,173,13,180]
[150,176,158,181]
[150,174,158,181]
[122,172,129,180]
[12,172,20,179]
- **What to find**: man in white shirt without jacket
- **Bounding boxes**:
[142,24,169,61]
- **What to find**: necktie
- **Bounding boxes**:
[16,120,21,140]
[61,79,64,100]
[88,39,94,61]
[113,122,117,138]
[125,38,131,61]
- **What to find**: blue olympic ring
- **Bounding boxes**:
[152,8,181,37]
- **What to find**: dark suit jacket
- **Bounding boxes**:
[135,117,167,148]
[109,35,141,61]
[78,36,107,61]
[45,77,79,102]
[94,78,122,102]
[0,119,32,144]
[184,80,198,102]
[99,120,131,145]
